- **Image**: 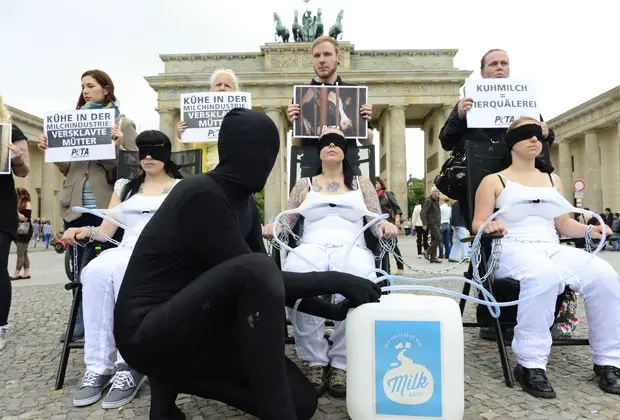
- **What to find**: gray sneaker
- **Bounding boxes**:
[101,367,147,409]
[0,325,7,351]
[73,370,113,407]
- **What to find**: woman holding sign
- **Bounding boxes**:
[38,69,137,340]
[62,130,182,409]
[176,68,239,173]
[0,99,30,351]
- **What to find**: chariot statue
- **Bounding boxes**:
[273,1,344,43]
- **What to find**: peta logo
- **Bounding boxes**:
[383,341,434,405]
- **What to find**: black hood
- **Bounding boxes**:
[210,108,280,194]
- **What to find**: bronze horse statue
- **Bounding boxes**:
[329,9,344,40]
[273,12,290,42]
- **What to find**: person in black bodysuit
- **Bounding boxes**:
[114,109,383,420]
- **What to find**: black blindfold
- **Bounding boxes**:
[138,145,171,163]
[505,124,544,149]
[316,132,347,155]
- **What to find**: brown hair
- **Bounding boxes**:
[480,49,506,71]
[375,176,388,190]
[16,187,31,210]
[418,196,425,205]
[311,35,339,55]
[506,116,539,132]
[76,70,117,109]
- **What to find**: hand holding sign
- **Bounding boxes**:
[7,143,23,164]
[111,125,123,149]
[457,97,474,120]
[360,103,373,121]
[540,121,549,139]
[38,134,48,150]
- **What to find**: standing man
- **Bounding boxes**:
[421,186,442,264]
[439,49,555,224]
[287,35,374,177]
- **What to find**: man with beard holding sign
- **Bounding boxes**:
[114,109,382,420]
[287,36,374,178]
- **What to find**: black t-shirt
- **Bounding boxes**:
[0,124,27,238]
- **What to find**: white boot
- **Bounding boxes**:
[0,324,8,351]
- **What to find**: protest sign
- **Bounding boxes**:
[0,124,11,175]
[464,79,540,128]
[180,92,252,142]
[44,109,116,163]
[293,85,368,139]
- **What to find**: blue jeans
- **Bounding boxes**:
[439,223,452,258]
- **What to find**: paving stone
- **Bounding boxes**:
[2,237,620,419]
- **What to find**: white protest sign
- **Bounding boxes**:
[44,109,116,163]
[180,92,252,143]
[464,79,540,128]
[0,123,12,175]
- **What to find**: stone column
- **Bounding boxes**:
[41,162,56,224]
[584,131,602,211]
[557,141,572,202]
[388,106,408,218]
[610,122,620,210]
[264,107,287,223]
[159,109,178,151]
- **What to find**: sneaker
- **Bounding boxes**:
[0,325,7,351]
[73,370,113,407]
[395,269,404,276]
[304,364,327,395]
[101,366,147,409]
[328,367,347,398]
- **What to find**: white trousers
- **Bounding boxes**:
[284,243,377,370]
[496,242,620,370]
[449,226,470,260]
[81,247,131,375]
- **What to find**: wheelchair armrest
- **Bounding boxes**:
[461,233,504,244]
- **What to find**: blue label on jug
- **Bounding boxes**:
[374,320,442,417]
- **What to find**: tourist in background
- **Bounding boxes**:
[448,200,470,262]
[438,196,452,259]
[31,218,41,247]
[12,187,33,281]
[375,176,404,275]
[412,196,428,258]
[0,99,30,351]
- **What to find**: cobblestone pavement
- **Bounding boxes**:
[2,237,620,419]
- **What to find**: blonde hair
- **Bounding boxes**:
[507,116,539,132]
[209,69,240,91]
[311,35,339,55]
[0,96,11,123]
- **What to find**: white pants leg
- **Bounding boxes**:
[81,248,131,375]
[449,227,470,260]
[495,243,567,370]
[549,246,620,368]
[326,246,377,370]
[283,244,330,367]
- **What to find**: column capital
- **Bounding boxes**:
[263,106,284,113]
[584,130,599,138]
[388,105,406,112]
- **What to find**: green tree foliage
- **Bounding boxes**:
[407,176,425,217]
[254,190,265,223]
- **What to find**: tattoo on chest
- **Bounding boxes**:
[312,184,322,192]
[327,182,340,192]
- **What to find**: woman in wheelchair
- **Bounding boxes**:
[473,117,620,398]
[62,130,183,409]
[263,128,398,398]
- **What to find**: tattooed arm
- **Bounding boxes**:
[358,176,388,237]
[262,178,310,238]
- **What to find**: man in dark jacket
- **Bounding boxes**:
[287,35,374,177]
[438,49,555,225]
[421,186,442,263]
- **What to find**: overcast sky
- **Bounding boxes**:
[2,0,618,178]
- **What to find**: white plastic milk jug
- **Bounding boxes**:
[346,293,464,420]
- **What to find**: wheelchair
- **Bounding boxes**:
[269,144,390,344]
[55,149,203,390]
[458,139,589,388]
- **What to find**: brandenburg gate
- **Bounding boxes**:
[145,42,470,220]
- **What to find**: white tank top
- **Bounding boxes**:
[299,176,370,247]
[495,174,573,244]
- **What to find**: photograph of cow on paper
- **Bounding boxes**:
[464,78,540,128]
[0,123,11,175]
[180,92,252,142]
[293,85,368,139]
[44,109,116,163]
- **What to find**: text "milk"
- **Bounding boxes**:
[346,293,464,420]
